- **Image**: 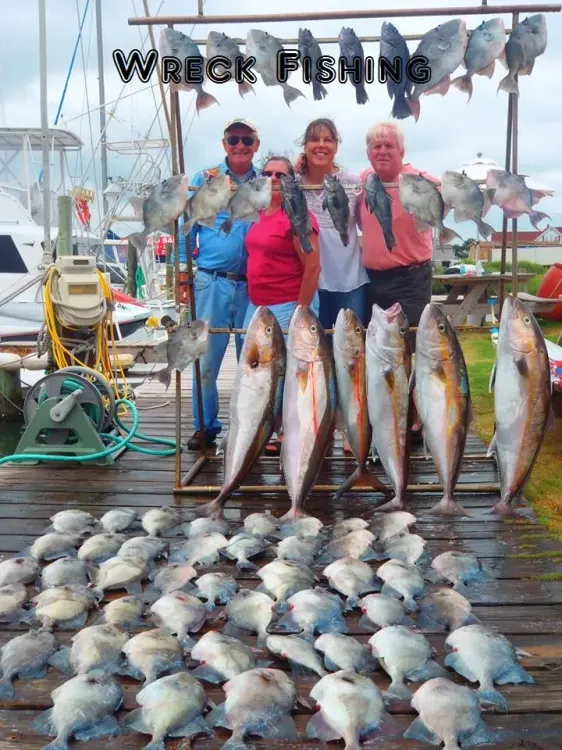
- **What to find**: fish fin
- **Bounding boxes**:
[169,715,214,739]
[487,432,497,459]
[238,81,255,98]
[0,677,14,699]
[476,219,495,240]
[205,702,230,729]
[179,218,195,236]
[190,664,225,684]
[219,218,233,236]
[312,81,328,101]
[179,633,197,651]
[358,614,378,632]
[58,611,88,630]
[413,217,431,233]
[439,226,462,246]
[514,354,529,378]
[462,721,501,748]
[236,559,258,573]
[323,654,341,671]
[477,60,496,79]
[282,83,305,107]
[258,714,298,740]
[476,687,509,712]
[519,61,535,76]
[408,370,416,395]
[495,663,534,686]
[416,611,442,630]
[424,568,444,584]
[530,210,550,230]
[215,434,227,456]
[31,708,57,737]
[497,73,519,96]
[451,73,473,101]
[256,659,274,668]
[407,660,447,682]
[269,612,300,634]
[384,681,412,701]
[195,90,219,113]
[305,710,340,741]
[355,85,369,105]
[427,496,471,517]
[392,94,413,120]
[423,75,451,97]
[321,197,328,212]
[497,49,508,69]
[287,659,316,677]
[488,361,497,393]
[74,715,121,741]
[127,232,147,255]
[48,647,73,675]
[128,195,145,218]
[222,621,249,639]
[403,716,441,745]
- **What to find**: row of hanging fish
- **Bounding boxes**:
[0,502,537,749]
[158,14,548,118]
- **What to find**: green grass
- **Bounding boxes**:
[460,320,562,540]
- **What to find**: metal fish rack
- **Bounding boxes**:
[128,1,562,494]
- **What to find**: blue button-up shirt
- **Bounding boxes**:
[177,158,257,275]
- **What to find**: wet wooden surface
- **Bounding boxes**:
[1,344,561,749]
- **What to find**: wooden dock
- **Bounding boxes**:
[1,342,562,749]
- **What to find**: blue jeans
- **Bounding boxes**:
[318,285,368,329]
[192,270,249,435]
[242,292,320,338]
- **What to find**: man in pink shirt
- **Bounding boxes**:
[359,120,438,328]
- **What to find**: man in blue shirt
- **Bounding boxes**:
[179,118,260,450]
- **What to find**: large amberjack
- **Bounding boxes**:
[366,303,413,511]
[414,303,472,516]
[488,297,551,515]
[280,306,337,519]
[333,309,390,500]
[197,306,286,519]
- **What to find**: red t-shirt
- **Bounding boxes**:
[246,207,319,306]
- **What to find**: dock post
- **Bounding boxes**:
[0,369,22,420]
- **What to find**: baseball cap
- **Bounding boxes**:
[223,118,258,136]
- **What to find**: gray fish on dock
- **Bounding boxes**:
[98,595,145,629]
[266,634,327,677]
[32,671,123,748]
[333,309,391,501]
[338,27,369,104]
[429,551,490,591]
[452,18,507,101]
[399,173,461,248]
[380,21,412,119]
[488,297,551,515]
[243,511,279,538]
[404,677,498,748]
[206,667,300,746]
[246,29,305,106]
[159,28,219,112]
[314,633,378,674]
[141,506,183,537]
[32,585,100,630]
[183,517,231,538]
[0,556,41,587]
[220,176,272,235]
[207,31,255,98]
[331,518,370,538]
[323,557,380,610]
[124,671,213,748]
[306,671,388,747]
[414,303,472,515]
[122,629,185,685]
[0,630,58,699]
[298,28,328,100]
[369,625,447,700]
[323,173,350,246]
[379,533,427,566]
[92,555,149,596]
[194,572,238,610]
[359,593,410,632]
[29,531,83,561]
[498,13,548,96]
[370,511,416,542]
[181,174,232,235]
[223,589,276,647]
[149,562,198,596]
[272,587,347,640]
[281,306,337,520]
[316,529,378,565]
[486,169,550,230]
[156,319,210,390]
[407,19,468,121]
[366,303,412,512]
[440,170,495,239]
[100,508,137,534]
[40,558,93,589]
[170,532,228,567]
[257,559,316,606]
[149,592,208,649]
[364,173,396,251]
[280,175,315,254]
[78,533,126,563]
[221,532,271,572]
[197,307,285,520]
[127,174,190,254]
[275,535,318,566]
[49,624,128,677]
[48,510,98,535]
[118,536,169,562]
[0,584,30,623]
[191,631,269,683]
[376,559,425,612]
[417,587,479,631]
[445,624,533,712]
[275,516,325,540]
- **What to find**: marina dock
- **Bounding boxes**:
[0,342,561,749]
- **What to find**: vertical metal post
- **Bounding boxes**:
[165,241,174,299]
[56,196,73,256]
[498,84,514,317]
[39,0,51,264]
[95,0,109,218]
[510,12,520,299]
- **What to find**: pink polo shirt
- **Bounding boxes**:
[359,163,439,272]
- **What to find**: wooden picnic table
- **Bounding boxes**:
[433,272,536,326]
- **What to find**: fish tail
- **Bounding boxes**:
[155,366,172,390]
[355,85,369,105]
[476,219,495,240]
[451,73,473,102]
[142,741,166,750]
[0,677,14,699]
[439,226,462,246]
[529,210,550,230]
[406,95,420,122]
[195,497,227,520]
[428,495,471,517]
[497,73,519,96]
[236,559,258,572]
[391,94,413,120]
[477,687,509,713]
[383,227,397,251]
[282,84,306,107]
[43,739,69,750]
[238,81,255,98]
[196,89,219,113]
[334,466,362,499]
[373,494,407,513]
[312,81,328,101]
[127,232,147,254]
[219,218,233,236]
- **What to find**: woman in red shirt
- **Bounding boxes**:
[243,155,321,453]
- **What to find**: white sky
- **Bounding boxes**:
[1,0,561,239]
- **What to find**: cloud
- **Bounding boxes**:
[0,0,560,239]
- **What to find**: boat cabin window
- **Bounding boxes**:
[0,235,28,273]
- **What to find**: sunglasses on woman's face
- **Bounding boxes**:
[226,135,255,146]
[262,170,288,178]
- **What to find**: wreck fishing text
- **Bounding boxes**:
[113,49,433,86]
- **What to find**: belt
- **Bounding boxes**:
[196,267,247,282]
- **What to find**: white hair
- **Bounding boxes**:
[365,121,405,153]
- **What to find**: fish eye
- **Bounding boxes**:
[438,323,446,333]
[266,326,272,335]
[399,326,406,334]
[355,326,362,334]
[250,360,259,368]
[524,316,531,325]
[310,325,317,332]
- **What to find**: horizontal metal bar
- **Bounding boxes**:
[189,29,513,45]
[198,453,494,463]
[174,481,500,494]
[203,324,495,334]
[129,5,561,25]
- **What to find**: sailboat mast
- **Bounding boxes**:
[96,0,109,218]
[39,0,51,262]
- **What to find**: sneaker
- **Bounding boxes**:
[187,431,217,450]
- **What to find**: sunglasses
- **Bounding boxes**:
[226,135,255,146]
[262,170,288,178]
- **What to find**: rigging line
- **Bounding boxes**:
[62,83,160,124]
